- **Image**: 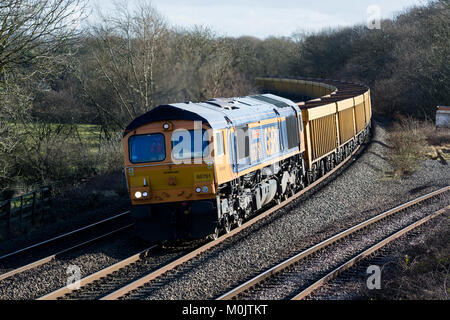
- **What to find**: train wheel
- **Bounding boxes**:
[320,160,326,177]
[298,177,305,191]
[224,216,232,234]
[306,172,312,185]
[325,157,331,172]
[313,169,318,182]
[236,216,243,227]
[243,206,251,220]
[288,186,295,198]
[209,226,220,240]
[338,149,344,163]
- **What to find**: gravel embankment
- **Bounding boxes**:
[121,121,449,300]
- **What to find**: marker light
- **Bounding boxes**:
[135,191,142,199]
[195,187,201,193]
[202,186,208,193]
[163,123,170,130]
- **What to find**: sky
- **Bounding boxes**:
[90,0,430,39]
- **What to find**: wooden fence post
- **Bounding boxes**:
[48,186,52,206]
[6,199,11,235]
[31,192,36,225]
[19,196,24,231]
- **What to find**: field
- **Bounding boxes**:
[2,122,123,199]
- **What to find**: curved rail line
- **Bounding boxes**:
[292,204,450,300]
[37,244,159,300]
[217,186,449,300]
[0,211,131,280]
[0,224,133,282]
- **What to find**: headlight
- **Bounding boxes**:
[142,192,148,197]
[202,186,208,193]
[135,191,142,198]
[195,187,201,193]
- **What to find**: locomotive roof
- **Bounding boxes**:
[124,94,300,134]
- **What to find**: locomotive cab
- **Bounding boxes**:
[124,118,221,241]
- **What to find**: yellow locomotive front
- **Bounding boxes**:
[123,119,219,241]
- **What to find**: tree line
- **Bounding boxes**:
[0,0,448,196]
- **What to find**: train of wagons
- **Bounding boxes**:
[122,77,372,241]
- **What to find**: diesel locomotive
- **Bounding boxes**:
[123,77,372,241]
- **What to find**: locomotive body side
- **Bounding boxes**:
[123,94,306,241]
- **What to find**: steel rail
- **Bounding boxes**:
[37,244,158,300]
[0,224,134,282]
[217,186,449,300]
[0,211,130,261]
[99,141,366,300]
[292,204,450,300]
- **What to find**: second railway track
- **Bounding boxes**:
[0,211,155,299]
[217,186,449,300]
[0,211,133,278]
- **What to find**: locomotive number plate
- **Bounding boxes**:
[195,172,212,182]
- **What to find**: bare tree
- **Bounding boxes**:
[0,0,86,74]
[78,4,254,131]
[162,26,253,102]
[77,0,168,128]
[0,82,31,191]
[0,0,87,194]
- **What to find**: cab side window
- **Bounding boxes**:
[215,132,224,156]
[236,125,249,160]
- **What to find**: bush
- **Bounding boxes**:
[387,116,427,176]
[94,132,124,174]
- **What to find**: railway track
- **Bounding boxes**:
[38,137,368,300]
[217,186,449,300]
[37,240,209,300]
[0,211,132,281]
